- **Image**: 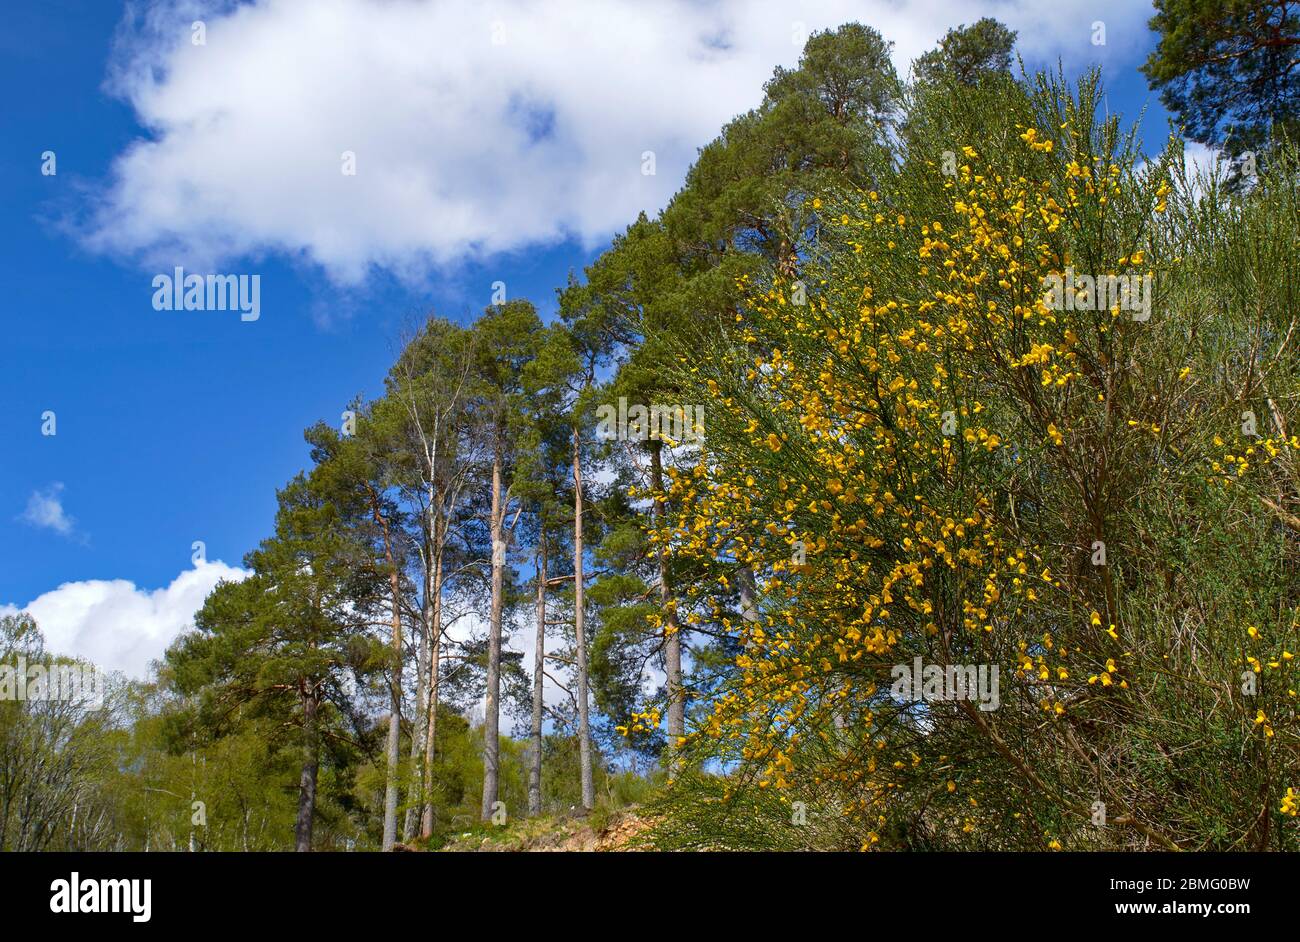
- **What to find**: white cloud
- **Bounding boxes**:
[1181,140,1227,184]
[82,0,1152,284]
[19,483,76,537]
[1,560,249,679]
[1136,139,1228,201]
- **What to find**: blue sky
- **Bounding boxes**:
[0,0,1181,677]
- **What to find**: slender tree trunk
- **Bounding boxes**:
[404,537,431,842]
[650,444,685,749]
[294,690,319,852]
[529,536,547,816]
[383,580,403,850]
[481,451,505,821]
[420,539,444,838]
[738,566,760,625]
[373,499,403,852]
[188,752,196,852]
[573,426,595,812]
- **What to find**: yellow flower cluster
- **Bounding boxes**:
[637,120,1298,848]
[615,708,662,737]
[644,132,1152,837]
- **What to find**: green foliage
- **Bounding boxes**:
[18,4,1295,853]
[641,65,1300,851]
[0,614,123,851]
[1142,0,1299,165]
[913,17,1017,86]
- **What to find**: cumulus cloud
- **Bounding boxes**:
[1181,140,1228,183]
[19,483,77,537]
[1,560,249,679]
[1136,139,1230,202]
[81,0,1152,283]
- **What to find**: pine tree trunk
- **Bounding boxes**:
[420,541,444,838]
[373,499,404,852]
[481,451,505,821]
[650,444,685,748]
[404,537,431,842]
[294,690,319,852]
[738,566,760,625]
[528,537,547,816]
[572,426,595,812]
